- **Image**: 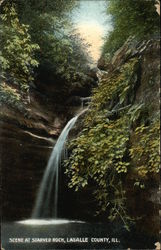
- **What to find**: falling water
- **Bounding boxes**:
[81,97,91,109]
[32,115,78,219]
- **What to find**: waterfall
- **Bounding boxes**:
[81,97,91,109]
[32,115,78,219]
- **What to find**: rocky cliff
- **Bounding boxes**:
[1,36,160,240]
[65,36,160,238]
[1,69,97,220]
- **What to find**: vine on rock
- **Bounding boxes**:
[65,56,160,230]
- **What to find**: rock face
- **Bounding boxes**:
[106,38,160,236]
[1,37,160,236]
[1,89,64,220]
[67,37,160,236]
[1,64,98,220]
[107,38,160,236]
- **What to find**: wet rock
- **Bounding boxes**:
[1,88,66,220]
[1,62,97,221]
[66,96,82,106]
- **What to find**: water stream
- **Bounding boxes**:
[80,97,91,109]
[32,115,78,219]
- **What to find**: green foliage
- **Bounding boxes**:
[65,59,138,226]
[0,1,90,101]
[36,25,90,83]
[130,119,160,179]
[127,104,145,123]
[86,58,139,124]
[0,82,24,110]
[0,1,90,107]
[103,0,160,56]
[0,3,39,91]
[5,0,90,86]
[65,115,131,228]
[65,56,160,229]
[12,0,77,19]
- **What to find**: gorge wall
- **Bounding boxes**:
[1,36,160,241]
[65,37,160,237]
[1,69,97,220]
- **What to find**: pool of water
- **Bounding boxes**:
[17,219,85,225]
[1,219,157,249]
